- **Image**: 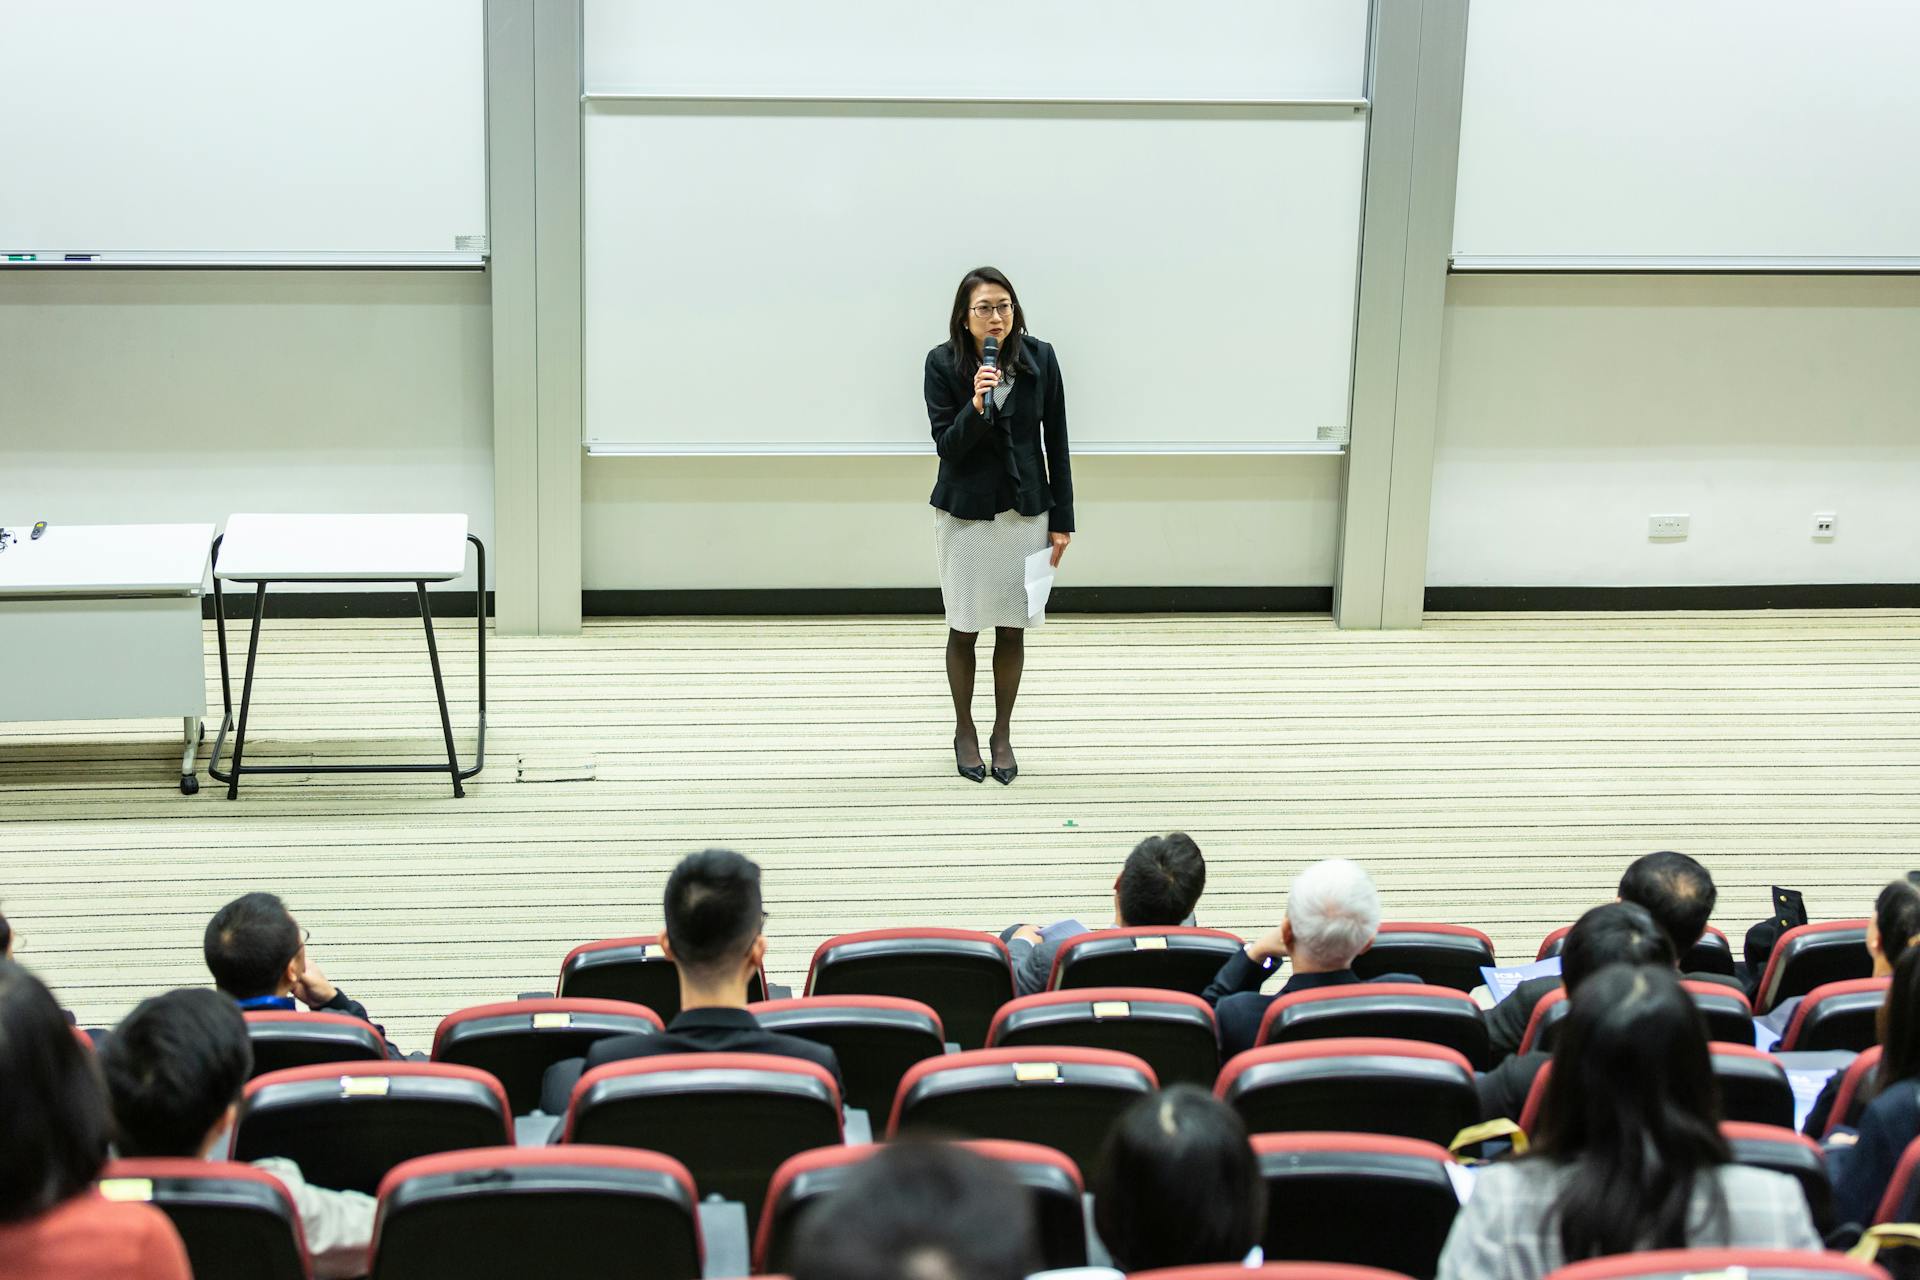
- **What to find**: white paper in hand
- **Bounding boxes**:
[1024,545,1055,619]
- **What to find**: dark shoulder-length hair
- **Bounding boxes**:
[1869,945,1920,1103]
[946,266,1028,378]
[1532,963,1730,1260]
[1092,1084,1267,1271]
[0,961,112,1223]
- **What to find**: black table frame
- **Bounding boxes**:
[206,533,487,799]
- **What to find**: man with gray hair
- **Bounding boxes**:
[1201,858,1415,1057]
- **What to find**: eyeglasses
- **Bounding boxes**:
[969,302,1014,319]
[287,926,310,967]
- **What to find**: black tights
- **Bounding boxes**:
[947,627,1024,769]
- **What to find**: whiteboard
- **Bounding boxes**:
[0,0,488,266]
[582,105,1366,454]
[1452,0,1920,270]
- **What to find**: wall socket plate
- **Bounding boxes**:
[1649,513,1690,539]
[1812,512,1837,539]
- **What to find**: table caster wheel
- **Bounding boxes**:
[180,774,200,795]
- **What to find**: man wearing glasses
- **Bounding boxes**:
[203,892,402,1058]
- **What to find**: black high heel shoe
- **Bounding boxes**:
[990,737,1018,786]
[954,736,987,783]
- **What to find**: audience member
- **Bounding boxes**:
[1202,858,1414,1057]
[1760,875,1920,1044]
[1829,946,1920,1227]
[790,1141,1037,1280]
[1091,1085,1266,1271]
[1487,850,1733,1063]
[203,892,397,1056]
[101,988,374,1279]
[1436,964,1820,1280]
[1476,901,1675,1122]
[1744,873,1920,996]
[539,848,842,1114]
[0,962,191,1280]
[1003,833,1207,996]
[0,906,11,958]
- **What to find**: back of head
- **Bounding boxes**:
[102,988,253,1158]
[1536,963,1729,1259]
[1561,901,1676,993]
[204,892,298,1000]
[663,849,764,983]
[1284,858,1380,970]
[1092,1084,1266,1271]
[1617,851,1717,959]
[1873,946,1920,1098]
[790,1141,1037,1280]
[0,961,110,1223]
[0,907,11,958]
[1876,876,1920,969]
[1116,833,1207,927]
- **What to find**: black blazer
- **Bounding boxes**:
[925,335,1074,533]
[537,1006,844,1115]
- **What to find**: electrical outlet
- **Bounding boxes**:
[1812,512,1837,540]
[1649,514,1690,540]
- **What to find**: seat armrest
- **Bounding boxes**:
[698,1199,752,1279]
[514,1113,564,1147]
[844,1106,874,1145]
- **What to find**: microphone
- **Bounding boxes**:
[981,335,999,420]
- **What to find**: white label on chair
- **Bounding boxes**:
[340,1076,391,1097]
[1092,1001,1132,1019]
[1133,937,1168,950]
[98,1178,154,1202]
[532,1012,573,1029]
[1014,1063,1062,1083]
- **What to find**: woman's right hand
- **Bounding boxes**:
[971,365,1002,414]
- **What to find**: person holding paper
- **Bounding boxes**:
[925,266,1073,785]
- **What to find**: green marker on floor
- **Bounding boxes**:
[5,254,37,261]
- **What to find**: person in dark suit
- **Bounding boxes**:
[538,849,841,1116]
[926,266,1073,786]
[1475,901,1674,1122]
[1002,833,1208,997]
[1486,850,1743,1064]
[203,892,401,1058]
[1202,858,1420,1058]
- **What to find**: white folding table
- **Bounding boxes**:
[207,513,486,799]
[0,522,215,793]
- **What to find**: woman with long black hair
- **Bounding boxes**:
[1436,964,1820,1280]
[1831,946,1920,1225]
[924,266,1072,785]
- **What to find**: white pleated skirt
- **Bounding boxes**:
[933,508,1049,633]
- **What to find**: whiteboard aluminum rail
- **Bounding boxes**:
[0,251,485,269]
[1451,255,1920,275]
[586,440,1348,457]
[584,92,1368,110]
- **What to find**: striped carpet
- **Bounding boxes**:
[1,609,1915,1049]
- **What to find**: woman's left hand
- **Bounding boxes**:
[1049,532,1071,567]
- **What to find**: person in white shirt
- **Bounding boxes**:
[101,988,374,1280]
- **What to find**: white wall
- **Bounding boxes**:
[0,271,493,591]
[583,455,1342,590]
[1429,274,1920,587]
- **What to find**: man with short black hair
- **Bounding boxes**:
[791,1141,1038,1280]
[1003,832,1207,996]
[0,906,12,959]
[101,988,375,1279]
[538,849,841,1115]
[203,891,398,1056]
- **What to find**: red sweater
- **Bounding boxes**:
[0,1193,191,1280]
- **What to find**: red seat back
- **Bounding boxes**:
[1754,920,1872,1013]
[1542,1249,1887,1280]
[1824,1045,1883,1138]
[1778,977,1889,1053]
[1258,983,1489,1069]
[1048,926,1244,997]
[430,998,663,1115]
[750,995,946,1116]
[1720,1121,1833,1235]
[805,928,1012,1049]
[244,1010,388,1078]
[557,935,768,1019]
[1351,922,1495,992]
[987,986,1220,1086]
[1250,1133,1461,1280]
[101,1158,312,1280]
[1216,1038,1478,1148]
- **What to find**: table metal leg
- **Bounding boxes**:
[226,584,267,800]
[180,716,201,795]
[417,580,464,798]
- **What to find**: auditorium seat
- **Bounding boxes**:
[1518,982,1755,1054]
[751,995,946,1116]
[563,1052,842,1232]
[556,934,768,1020]
[986,987,1219,1086]
[887,1046,1156,1176]
[430,998,663,1115]
[1131,1265,1416,1280]
[244,1010,387,1078]
[1777,977,1890,1053]
[1823,1046,1882,1138]
[99,1158,311,1280]
[1712,1044,1797,1128]
[1215,1038,1479,1149]
[1256,983,1489,1069]
[1541,1250,1885,1280]
[754,1139,1086,1275]
[1874,1133,1920,1223]
[1535,923,1736,977]
[1047,926,1245,997]
[1720,1122,1833,1235]
[804,927,1012,1049]
[1250,1132,1460,1280]
[1754,919,1873,1013]
[1351,922,1496,992]
[232,1062,512,1197]
[369,1146,701,1280]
